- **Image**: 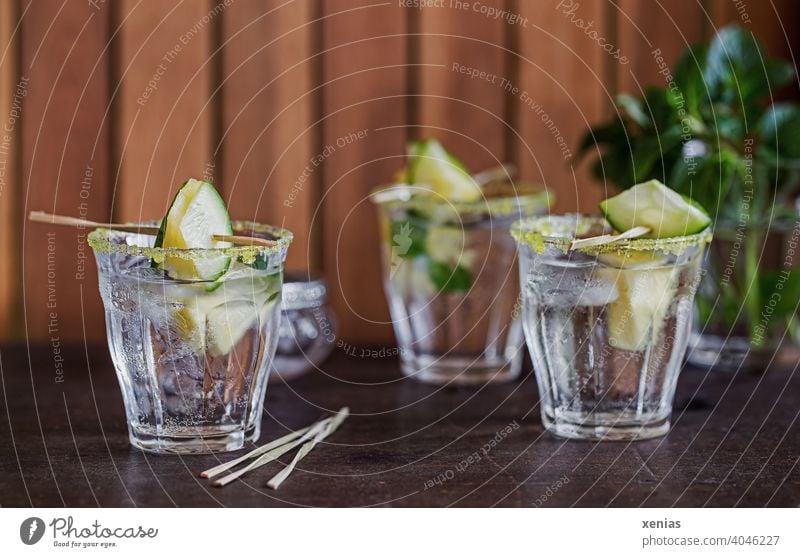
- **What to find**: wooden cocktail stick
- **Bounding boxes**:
[209,234,277,247]
[569,226,651,251]
[28,211,277,247]
[29,210,159,233]
[472,163,517,186]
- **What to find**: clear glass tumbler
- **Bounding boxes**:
[689,220,800,371]
[512,215,711,440]
[271,274,335,383]
[372,186,550,385]
[88,222,292,454]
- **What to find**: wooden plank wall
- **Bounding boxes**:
[321,0,409,344]
[0,0,19,340]
[417,0,509,170]
[20,0,112,343]
[220,0,316,272]
[112,1,215,227]
[517,0,608,214]
[1,0,797,345]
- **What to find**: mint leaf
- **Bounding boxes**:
[427,259,472,294]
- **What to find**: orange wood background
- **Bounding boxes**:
[1,0,797,345]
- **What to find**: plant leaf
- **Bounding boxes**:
[709,105,746,143]
[759,269,800,319]
[673,43,709,116]
[704,24,790,107]
[576,119,629,160]
[643,86,679,131]
[757,103,800,159]
[616,93,651,128]
[631,130,682,182]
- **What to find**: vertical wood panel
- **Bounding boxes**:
[112,1,215,223]
[220,0,316,272]
[322,1,409,344]
[21,0,112,341]
[8,0,800,346]
[0,0,20,338]
[616,0,705,93]
[418,1,509,170]
[516,0,607,212]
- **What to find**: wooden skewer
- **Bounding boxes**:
[200,423,318,479]
[28,211,159,233]
[199,407,349,488]
[212,234,277,247]
[569,226,651,251]
[472,163,517,186]
[370,184,414,204]
[213,417,334,487]
[28,210,277,247]
[266,407,349,490]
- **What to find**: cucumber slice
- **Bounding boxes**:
[174,297,208,351]
[599,179,711,238]
[156,179,233,281]
[205,297,276,356]
[596,266,677,351]
[207,275,282,355]
[173,273,282,355]
[425,226,474,266]
[406,139,482,202]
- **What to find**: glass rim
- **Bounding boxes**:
[88,220,293,261]
[369,183,552,218]
[512,213,713,254]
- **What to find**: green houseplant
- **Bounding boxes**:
[578,24,800,370]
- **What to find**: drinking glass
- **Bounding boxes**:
[88,222,292,454]
[372,186,549,385]
[271,274,335,382]
[512,214,711,440]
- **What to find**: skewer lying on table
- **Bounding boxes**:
[200,407,349,489]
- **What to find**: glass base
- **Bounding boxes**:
[543,410,670,441]
[128,423,260,455]
[401,353,522,386]
[687,332,777,372]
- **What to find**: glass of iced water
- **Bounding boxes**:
[372,185,549,385]
[88,222,292,454]
[512,214,711,440]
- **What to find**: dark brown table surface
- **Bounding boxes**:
[1,343,798,507]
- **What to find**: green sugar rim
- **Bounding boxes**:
[369,184,552,219]
[511,214,713,255]
[88,220,293,266]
